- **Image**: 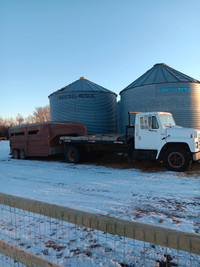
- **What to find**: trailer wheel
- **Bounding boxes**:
[65,146,80,163]
[19,149,26,159]
[163,147,191,172]
[13,149,19,159]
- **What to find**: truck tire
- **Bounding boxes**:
[65,146,80,163]
[19,149,26,159]
[13,149,19,159]
[163,147,191,172]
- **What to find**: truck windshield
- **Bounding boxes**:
[160,114,176,128]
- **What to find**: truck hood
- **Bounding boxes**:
[166,126,199,138]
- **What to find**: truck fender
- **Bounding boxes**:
[157,142,191,160]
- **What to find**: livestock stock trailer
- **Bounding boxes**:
[9,121,87,159]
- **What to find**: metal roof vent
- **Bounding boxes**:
[154,63,166,66]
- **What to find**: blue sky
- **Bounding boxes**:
[1,0,200,119]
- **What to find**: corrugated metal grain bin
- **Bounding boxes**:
[49,77,117,134]
[120,63,200,133]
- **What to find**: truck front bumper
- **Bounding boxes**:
[192,151,200,161]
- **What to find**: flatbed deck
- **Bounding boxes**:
[60,134,128,145]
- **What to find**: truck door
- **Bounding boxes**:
[135,115,162,149]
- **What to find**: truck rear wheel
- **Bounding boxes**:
[65,146,80,163]
[163,147,191,172]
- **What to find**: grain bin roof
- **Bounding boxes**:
[49,77,117,97]
[120,63,200,93]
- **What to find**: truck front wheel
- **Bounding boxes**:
[163,147,191,172]
[65,146,80,163]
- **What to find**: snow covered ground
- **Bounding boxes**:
[0,140,199,234]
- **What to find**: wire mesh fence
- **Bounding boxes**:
[0,192,199,267]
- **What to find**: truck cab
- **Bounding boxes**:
[134,112,200,171]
